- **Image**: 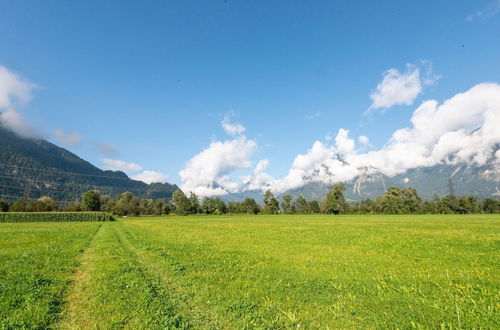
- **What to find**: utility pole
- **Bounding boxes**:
[448,178,455,197]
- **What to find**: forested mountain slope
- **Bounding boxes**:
[0,125,177,202]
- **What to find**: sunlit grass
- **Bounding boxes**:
[0,214,498,328]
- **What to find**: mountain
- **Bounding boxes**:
[281,161,500,201]
[223,160,500,203]
[0,125,178,202]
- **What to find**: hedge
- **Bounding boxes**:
[0,212,115,222]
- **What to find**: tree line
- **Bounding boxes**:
[1,184,499,215]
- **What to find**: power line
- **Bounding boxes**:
[0,174,172,192]
[0,163,146,181]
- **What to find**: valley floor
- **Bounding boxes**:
[0,215,499,328]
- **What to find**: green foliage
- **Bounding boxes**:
[0,199,9,212]
[227,198,261,214]
[294,195,308,214]
[188,192,201,214]
[172,189,190,215]
[111,191,142,216]
[483,198,500,213]
[374,187,422,214]
[82,190,101,211]
[201,197,227,215]
[31,196,59,212]
[307,200,321,214]
[322,184,346,214]
[9,197,31,212]
[263,190,280,214]
[280,195,294,214]
[0,212,114,222]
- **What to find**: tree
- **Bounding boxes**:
[263,190,280,214]
[112,192,140,216]
[10,197,32,212]
[172,189,190,215]
[188,192,201,214]
[139,199,154,215]
[82,190,101,211]
[483,198,499,214]
[376,187,405,214]
[359,199,377,214]
[401,188,422,213]
[308,200,321,214]
[0,199,9,212]
[280,195,294,214]
[242,198,261,214]
[323,184,346,214]
[153,199,165,215]
[295,196,308,214]
[32,196,59,212]
[201,197,216,214]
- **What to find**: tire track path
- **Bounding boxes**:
[56,223,190,329]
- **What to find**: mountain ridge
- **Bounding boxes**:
[0,125,178,202]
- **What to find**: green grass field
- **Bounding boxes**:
[0,215,498,329]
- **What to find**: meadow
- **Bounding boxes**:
[0,215,498,329]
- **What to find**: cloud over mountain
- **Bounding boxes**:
[181,82,500,196]
[133,171,168,184]
[0,66,40,139]
[102,158,143,172]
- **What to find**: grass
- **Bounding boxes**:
[0,214,498,328]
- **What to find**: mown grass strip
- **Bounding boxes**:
[0,222,102,329]
[57,222,190,329]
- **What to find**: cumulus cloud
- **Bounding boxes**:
[0,66,40,138]
[184,82,500,197]
[54,129,83,147]
[368,62,440,112]
[132,170,168,184]
[180,135,257,196]
[266,82,500,193]
[102,158,143,172]
[222,114,246,136]
[466,0,500,22]
[241,159,275,191]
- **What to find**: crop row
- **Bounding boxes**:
[0,212,115,222]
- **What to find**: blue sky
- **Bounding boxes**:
[0,0,499,194]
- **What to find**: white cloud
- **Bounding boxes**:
[241,159,275,191]
[305,112,321,120]
[222,114,246,136]
[180,83,500,197]
[102,158,143,172]
[264,82,500,193]
[358,136,369,145]
[368,62,440,112]
[133,171,168,184]
[0,66,40,138]
[179,134,257,196]
[466,0,500,22]
[54,129,83,147]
